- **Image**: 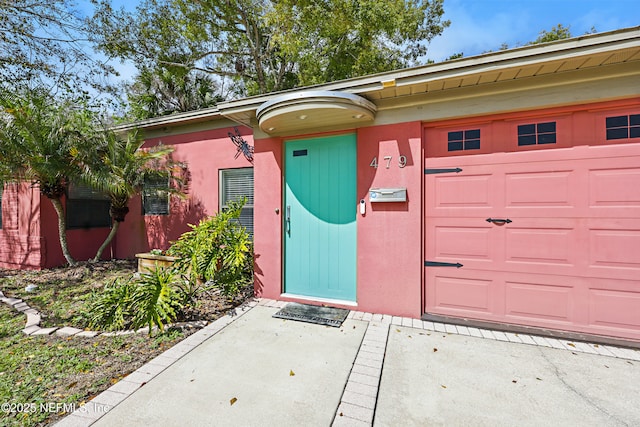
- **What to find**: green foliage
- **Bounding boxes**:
[0,0,115,94]
[0,86,104,265]
[0,300,187,427]
[493,24,593,53]
[89,0,449,103]
[168,199,253,298]
[88,278,137,331]
[88,269,182,332]
[0,88,95,190]
[127,64,223,120]
[77,126,184,261]
[131,268,182,331]
[529,24,573,45]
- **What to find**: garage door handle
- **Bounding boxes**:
[486,218,512,225]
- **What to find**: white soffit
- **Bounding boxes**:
[255,91,377,135]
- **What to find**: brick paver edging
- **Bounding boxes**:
[333,314,391,426]
[331,310,640,427]
[0,288,208,338]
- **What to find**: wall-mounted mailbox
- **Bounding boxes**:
[369,188,407,202]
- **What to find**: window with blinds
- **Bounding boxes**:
[220,168,254,237]
[66,183,111,229]
[142,174,170,215]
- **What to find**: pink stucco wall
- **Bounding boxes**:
[0,183,44,269]
[356,123,424,317]
[253,137,283,299]
[40,195,113,268]
[254,123,424,317]
[115,126,254,259]
[0,183,114,269]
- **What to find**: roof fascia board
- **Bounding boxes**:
[217,26,639,119]
[121,26,639,131]
[317,29,640,95]
[112,106,222,132]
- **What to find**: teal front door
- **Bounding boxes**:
[284,134,357,301]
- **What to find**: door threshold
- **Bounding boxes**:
[280,293,358,307]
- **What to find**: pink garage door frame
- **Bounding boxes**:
[424,143,640,341]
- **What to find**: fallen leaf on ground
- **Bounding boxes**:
[433,348,438,352]
[441,385,447,389]
[290,370,295,376]
[567,343,576,347]
[536,377,542,381]
[230,397,237,406]
[512,380,517,383]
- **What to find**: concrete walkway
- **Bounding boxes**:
[55,299,640,427]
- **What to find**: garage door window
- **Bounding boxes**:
[606,114,640,140]
[517,122,556,146]
[448,129,480,151]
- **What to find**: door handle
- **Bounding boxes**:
[486,218,512,225]
[286,205,291,234]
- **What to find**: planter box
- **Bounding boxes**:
[135,253,177,274]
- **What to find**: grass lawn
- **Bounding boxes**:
[0,260,251,426]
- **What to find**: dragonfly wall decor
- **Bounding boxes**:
[228,127,254,163]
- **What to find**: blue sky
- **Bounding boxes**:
[427,0,640,61]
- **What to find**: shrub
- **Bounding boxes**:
[167,198,253,298]
[88,277,136,331]
[131,267,182,332]
[88,268,182,333]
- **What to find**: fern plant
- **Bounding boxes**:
[131,267,182,332]
[88,278,136,331]
[167,198,253,298]
[88,268,182,333]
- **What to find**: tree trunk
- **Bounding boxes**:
[49,197,76,266]
[93,220,120,262]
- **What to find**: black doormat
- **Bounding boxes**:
[273,302,350,327]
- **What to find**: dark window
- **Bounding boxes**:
[518,121,556,146]
[448,129,481,151]
[220,168,254,237]
[66,183,111,229]
[606,114,640,140]
[142,174,170,215]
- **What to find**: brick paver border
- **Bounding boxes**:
[31,299,640,426]
[0,288,208,338]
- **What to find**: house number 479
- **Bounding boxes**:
[370,155,407,169]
